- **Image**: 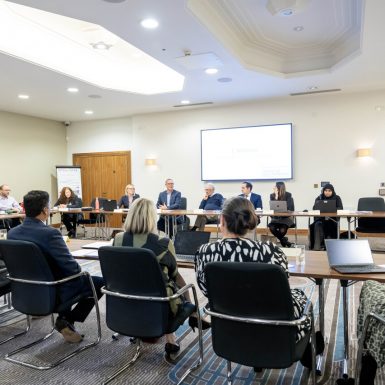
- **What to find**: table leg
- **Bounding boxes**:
[341,279,349,377]
[315,278,325,375]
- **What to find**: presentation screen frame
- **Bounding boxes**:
[200,123,293,181]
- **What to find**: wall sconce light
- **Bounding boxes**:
[145,158,157,166]
[356,148,372,158]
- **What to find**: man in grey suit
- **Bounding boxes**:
[156,178,182,236]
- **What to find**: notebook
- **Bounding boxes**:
[313,199,337,213]
[325,239,385,274]
[174,231,210,262]
[269,200,288,212]
[102,199,117,211]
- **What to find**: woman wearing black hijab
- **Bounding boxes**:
[309,183,343,250]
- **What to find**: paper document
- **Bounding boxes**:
[82,240,113,249]
[72,249,99,258]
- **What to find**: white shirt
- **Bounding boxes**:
[0,195,21,211]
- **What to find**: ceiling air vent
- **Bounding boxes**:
[290,89,341,96]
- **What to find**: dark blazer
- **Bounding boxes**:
[8,217,86,303]
[157,190,181,210]
[239,192,262,209]
[199,193,224,210]
[269,192,295,227]
[118,194,140,208]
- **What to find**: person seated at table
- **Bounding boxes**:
[113,198,210,355]
[195,196,311,345]
[8,190,104,343]
[268,181,295,247]
[156,178,182,237]
[54,187,82,238]
[239,181,262,209]
[309,183,343,250]
[0,184,22,229]
[356,280,385,385]
[191,183,223,231]
[117,184,140,209]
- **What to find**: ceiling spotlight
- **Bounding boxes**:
[180,100,190,105]
[102,0,126,3]
[84,110,94,115]
[308,85,318,90]
[88,94,102,99]
[293,26,304,32]
[140,18,159,29]
[375,106,385,111]
[67,87,79,93]
[266,0,310,17]
[18,94,29,99]
[217,77,232,83]
[205,68,218,75]
[90,41,113,50]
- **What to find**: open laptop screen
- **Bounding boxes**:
[313,200,337,213]
[325,239,373,266]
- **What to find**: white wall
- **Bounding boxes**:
[65,90,385,228]
[0,111,66,202]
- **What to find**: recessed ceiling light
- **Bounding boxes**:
[18,94,29,99]
[102,0,126,3]
[308,86,318,90]
[180,100,190,105]
[205,68,218,75]
[140,18,159,29]
[90,41,112,50]
[84,110,94,115]
[280,8,294,16]
[217,77,232,83]
[67,87,79,93]
[88,94,102,99]
[375,106,385,111]
[293,26,304,32]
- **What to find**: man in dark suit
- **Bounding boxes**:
[240,181,262,209]
[8,190,104,343]
[191,183,224,231]
[156,178,182,236]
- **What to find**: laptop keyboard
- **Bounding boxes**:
[176,254,195,262]
[334,264,385,273]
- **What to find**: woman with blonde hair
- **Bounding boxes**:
[114,198,209,355]
[117,184,139,209]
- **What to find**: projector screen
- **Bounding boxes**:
[201,123,293,181]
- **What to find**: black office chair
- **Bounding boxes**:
[177,196,190,231]
[204,262,316,385]
[356,197,385,233]
[98,246,203,385]
[0,239,101,369]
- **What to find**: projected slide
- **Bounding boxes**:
[201,123,293,181]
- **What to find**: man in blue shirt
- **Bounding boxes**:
[191,183,224,231]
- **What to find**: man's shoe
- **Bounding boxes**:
[55,317,83,343]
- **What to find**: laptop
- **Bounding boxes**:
[325,239,385,274]
[174,231,210,262]
[101,199,117,211]
[314,200,337,213]
[269,200,288,212]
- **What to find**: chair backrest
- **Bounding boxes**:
[205,262,297,368]
[0,240,56,315]
[180,197,187,210]
[174,230,210,255]
[357,197,385,232]
[99,246,170,338]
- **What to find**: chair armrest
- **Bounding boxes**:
[7,270,89,286]
[204,297,313,328]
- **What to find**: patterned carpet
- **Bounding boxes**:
[0,262,384,385]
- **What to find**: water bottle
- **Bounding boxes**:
[95,197,100,210]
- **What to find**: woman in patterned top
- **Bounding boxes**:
[113,198,208,356]
[195,196,310,342]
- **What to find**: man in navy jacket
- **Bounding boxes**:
[191,183,224,231]
[156,178,182,236]
[239,181,262,209]
[8,190,103,343]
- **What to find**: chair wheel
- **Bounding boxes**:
[112,333,119,340]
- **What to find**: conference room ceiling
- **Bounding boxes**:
[0,0,384,122]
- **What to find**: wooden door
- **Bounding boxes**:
[73,151,131,228]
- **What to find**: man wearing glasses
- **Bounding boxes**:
[0,184,22,229]
[156,178,182,236]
